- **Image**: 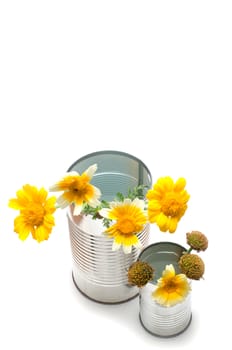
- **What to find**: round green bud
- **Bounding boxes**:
[128,261,154,287]
[186,231,208,252]
[179,253,205,280]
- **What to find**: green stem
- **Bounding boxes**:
[186,247,193,254]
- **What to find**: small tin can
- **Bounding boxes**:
[67,150,152,303]
[138,242,192,337]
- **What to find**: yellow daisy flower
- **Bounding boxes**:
[49,164,101,215]
[146,176,190,233]
[152,264,191,307]
[8,184,56,242]
[99,198,148,254]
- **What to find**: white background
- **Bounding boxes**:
[0,1,231,349]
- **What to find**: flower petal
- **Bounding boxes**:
[174,177,186,192]
[132,198,146,210]
[99,208,110,218]
[14,216,31,241]
[73,204,82,216]
[8,198,22,210]
[122,244,132,254]
[32,225,50,242]
[168,217,178,233]
[112,241,121,251]
[56,194,70,209]
[152,264,190,307]
[49,171,80,192]
[84,164,97,179]
[155,213,169,231]
[162,264,175,279]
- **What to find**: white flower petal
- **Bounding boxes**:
[93,186,101,197]
[49,184,61,192]
[109,201,120,208]
[85,164,97,179]
[122,245,132,254]
[73,204,82,216]
[99,208,110,218]
[56,195,70,208]
[88,198,101,208]
[123,198,132,205]
[132,198,146,210]
[112,241,121,251]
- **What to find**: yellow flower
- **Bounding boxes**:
[99,198,148,254]
[49,164,101,215]
[8,184,56,242]
[146,176,190,233]
[152,264,191,307]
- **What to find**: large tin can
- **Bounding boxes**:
[67,150,152,303]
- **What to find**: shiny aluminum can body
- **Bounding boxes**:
[138,242,192,336]
[67,151,152,303]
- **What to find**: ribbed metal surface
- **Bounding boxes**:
[138,242,192,336]
[67,151,152,303]
[139,284,191,337]
[68,209,150,302]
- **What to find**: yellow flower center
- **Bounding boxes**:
[161,195,182,217]
[71,186,83,195]
[69,174,94,198]
[23,204,45,226]
[165,279,178,293]
[117,218,136,235]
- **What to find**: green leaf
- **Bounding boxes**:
[127,185,148,200]
[115,192,124,202]
[102,218,111,228]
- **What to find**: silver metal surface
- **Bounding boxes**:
[68,210,150,303]
[139,284,191,337]
[67,150,152,303]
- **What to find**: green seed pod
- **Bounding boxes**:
[128,261,154,287]
[179,254,205,280]
[186,231,208,252]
